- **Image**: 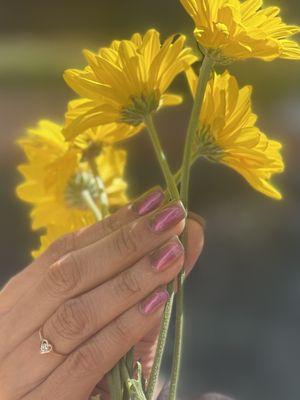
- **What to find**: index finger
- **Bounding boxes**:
[40,187,165,264]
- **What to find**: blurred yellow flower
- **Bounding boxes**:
[67,98,142,149]
[180,0,300,62]
[186,68,284,199]
[63,29,197,140]
[16,120,128,249]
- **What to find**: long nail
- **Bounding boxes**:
[150,239,184,272]
[150,202,186,233]
[131,187,165,216]
[140,289,169,315]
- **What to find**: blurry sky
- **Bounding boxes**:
[0,1,300,400]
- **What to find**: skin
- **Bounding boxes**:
[0,194,204,400]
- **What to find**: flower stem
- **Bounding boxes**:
[143,113,179,400]
[87,157,110,217]
[168,55,214,400]
[180,55,214,208]
[144,114,180,201]
[81,189,102,221]
[146,291,174,400]
[107,363,123,400]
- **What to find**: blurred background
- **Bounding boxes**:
[0,1,299,399]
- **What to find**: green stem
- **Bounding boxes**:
[143,114,180,400]
[168,55,214,400]
[81,189,102,221]
[173,153,199,191]
[107,363,123,400]
[146,292,174,400]
[180,55,214,208]
[88,157,110,218]
[107,370,119,400]
[144,114,180,201]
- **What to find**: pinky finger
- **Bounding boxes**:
[24,288,169,400]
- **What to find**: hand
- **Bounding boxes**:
[0,188,204,400]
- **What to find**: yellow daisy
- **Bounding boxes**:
[186,68,284,199]
[180,0,300,62]
[16,120,128,234]
[67,98,142,149]
[63,29,198,140]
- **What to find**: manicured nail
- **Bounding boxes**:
[140,289,169,315]
[131,188,165,216]
[150,202,186,233]
[150,239,184,271]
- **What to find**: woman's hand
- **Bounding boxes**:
[0,188,204,400]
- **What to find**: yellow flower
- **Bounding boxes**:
[180,0,300,62]
[63,29,198,140]
[186,68,284,199]
[67,98,142,149]
[16,120,128,237]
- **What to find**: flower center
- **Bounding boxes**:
[65,171,99,209]
[196,41,235,65]
[194,127,224,161]
[207,48,235,65]
[121,92,160,125]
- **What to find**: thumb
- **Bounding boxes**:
[184,212,205,277]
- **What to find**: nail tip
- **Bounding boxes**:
[132,188,165,216]
[140,289,169,315]
[151,239,184,271]
[150,203,187,233]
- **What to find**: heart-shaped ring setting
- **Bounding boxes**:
[39,329,54,355]
[40,339,53,354]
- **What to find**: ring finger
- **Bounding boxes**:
[24,292,169,400]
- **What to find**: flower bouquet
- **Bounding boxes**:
[16,0,300,399]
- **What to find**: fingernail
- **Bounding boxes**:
[150,202,186,233]
[131,188,165,216]
[140,289,169,315]
[150,239,184,271]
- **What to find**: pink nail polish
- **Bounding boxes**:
[150,202,186,233]
[131,188,165,216]
[140,289,169,315]
[150,239,184,271]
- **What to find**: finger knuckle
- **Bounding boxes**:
[111,317,130,344]
[49,297,93,341]
[68,341,104,377]
[115,269,141,299]
[43,253,82,298]
[48,232,75,260]
[102,215,121,236]
[113,225,138,256]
